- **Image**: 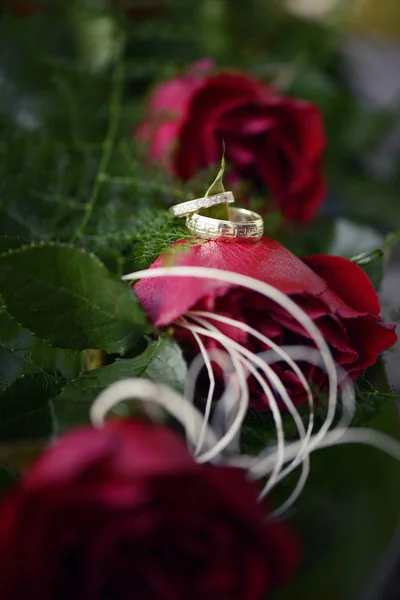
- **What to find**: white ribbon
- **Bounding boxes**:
[90,266,400,516]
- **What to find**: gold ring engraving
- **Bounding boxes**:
[186,207,263,241]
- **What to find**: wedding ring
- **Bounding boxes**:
[186,207,264,241]
[169,191,234,218]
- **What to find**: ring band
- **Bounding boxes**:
[186,207,263,241]
[170,191,234,218]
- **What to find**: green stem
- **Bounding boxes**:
[71,58,124,241]
[201,153,230,220]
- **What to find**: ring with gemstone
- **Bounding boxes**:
[186,207,264,241]
[169,191,235,218]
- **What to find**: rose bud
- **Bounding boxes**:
[0,419,300,599]
[135,238,397,410]
[136,60,326,223]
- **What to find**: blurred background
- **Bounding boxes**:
[1,1,400,598]
[3,1,400,368]
[1,0,400,227]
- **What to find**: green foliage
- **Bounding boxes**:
[52,335,187,429]
[0,0,396,450]
[130,210,190,269]
[0,303,83,391]
[271,401,400,600]
[0,305,34,392]
[353,356,398,425]
[0,465,19,492]
[0,240,150,354]
[351,248,386,290]
[0,372,65,442]
[0,4,399,595]
[241,358,397,456]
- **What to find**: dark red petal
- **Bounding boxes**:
[175,73,273,179]
[202,468,301,581]
[148,59,213,114]
[141,120,182,165]
[217,103,276,136]
[136,60,213,172]
[24,421,194,488]
[205,310,249,346]
[197,98,256,167]
[282,163,326,223]
[276,100,326,162]
[134,237,330,327]
[258,128,285,199]
[315,317,358,363]
[344,317,397,373]
[303,255,382,315]
[258,124,326,223]
[23,427,116,488]
[226,138,259,168]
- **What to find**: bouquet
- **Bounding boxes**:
[1,2,400,598]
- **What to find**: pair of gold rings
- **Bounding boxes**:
[169,191,263,241]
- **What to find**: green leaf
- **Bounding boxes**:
[0,372,65,442]
[0,239,151,354]
[0,308,33,392]
[205,150,226,198]
[52,335,187,430]
[351,248,386,290]
[0,440,46,474]
[0,236,28,254]
[351,248,384,266]
[352,357,395,425]
[271,400,400,600]
[0,304,84,394]
[201,151,229,220]
[0,465,19,492]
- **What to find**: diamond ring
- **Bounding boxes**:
[169,191,234,218]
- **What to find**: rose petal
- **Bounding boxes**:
[303,254,382,315]
[135,238,329,327]
[24,422,194,489]
[344,317,397,373]
[136,64,326,222]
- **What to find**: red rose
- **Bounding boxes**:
[0,419,299,599]
[136,61,326,222]
[135,238,397,409]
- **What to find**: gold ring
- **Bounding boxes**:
[186,207,263,241]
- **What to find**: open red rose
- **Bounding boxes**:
[0,419,299,599]
[135,238,397,410]
[136,60,326,223]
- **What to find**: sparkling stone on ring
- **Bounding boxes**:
[169,191,235,218]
